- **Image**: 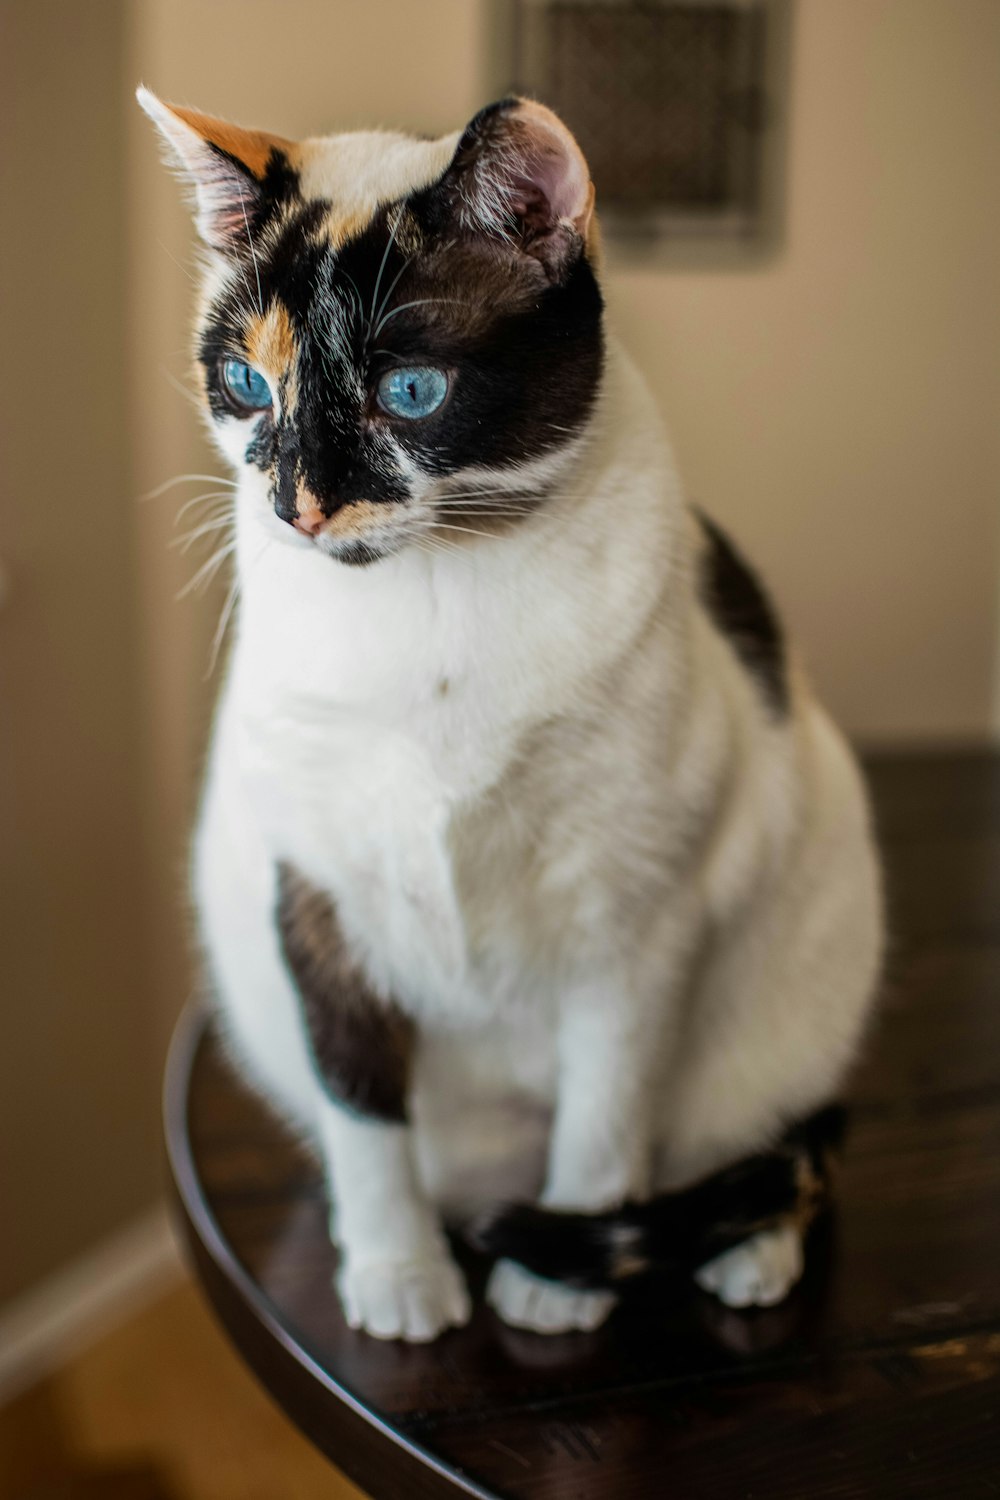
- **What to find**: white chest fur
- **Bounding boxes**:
[226,354,679,1022]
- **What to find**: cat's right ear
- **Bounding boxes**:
[136,87,294,254]
[426,98,598,282]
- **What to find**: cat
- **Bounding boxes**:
[139,88,884,1341]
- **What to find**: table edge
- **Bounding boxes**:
[163,999,500,1500]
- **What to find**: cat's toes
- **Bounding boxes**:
[337,1253,471,1342]
[487,1258,616,1334]
[695,1223,803,1309]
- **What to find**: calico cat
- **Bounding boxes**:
[140,88,883,1341]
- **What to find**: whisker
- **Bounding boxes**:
[373,298,468,341]
[410,514,610,609]
[428,501,539,513]
[431,521,506,543]
[331,268,366,340]
[225,241,259,321]
[407,490,618,616]
[236,178,264,315]
[156,238,200,285]
[412,533,468,567]
[432,504,537,513]
[368,209,402,342]
[160,367,205,415]
[172,512,236,552]
[373,253,414,332]
[431,492,541,504]
[433,506,536,515]
[205,575,240,678]
[339,267,364,308]
[204,532,271,675]
[141,472,237,501]
[174,490,240,522]
[176,539,237,600]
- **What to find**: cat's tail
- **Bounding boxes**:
[468,1105,846,1290]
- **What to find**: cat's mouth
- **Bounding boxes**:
[274,496,419,567]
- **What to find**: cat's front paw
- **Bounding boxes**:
[337,1252,471,1342]
[487,1258,616,1334]
[694,1223,803,1308]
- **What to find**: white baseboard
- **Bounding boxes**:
[0,1201,183,1405]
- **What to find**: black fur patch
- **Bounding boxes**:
[209,142,301,228]
[469,1106,846,1290]
[276,863,414,1122]
[697,512,789,717]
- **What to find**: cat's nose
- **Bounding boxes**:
[292,502,326,536]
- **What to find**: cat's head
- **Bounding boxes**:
[139,89,604,566]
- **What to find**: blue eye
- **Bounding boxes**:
[377,366,449,420]
[220,359,272,413]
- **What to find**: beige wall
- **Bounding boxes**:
[611,0,1000,743]
[0,1,160,1303]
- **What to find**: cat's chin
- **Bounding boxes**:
[315,535,392,568]
[312,517,428,567]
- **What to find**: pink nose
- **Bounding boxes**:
[292,503,325,536]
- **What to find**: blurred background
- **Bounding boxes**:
[1,0,998,1492]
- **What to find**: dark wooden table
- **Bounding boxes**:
[165,752,1000,1499]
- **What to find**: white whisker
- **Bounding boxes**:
[432,503,537,517]
[368,209,402,342]
[156,238,200,285]
[373,298,468,341]
[159,367,205,415]
[431,521,505,543]
[176,539,237,599]
[429,493,546,511]
[141,472,237,501]
[373,254,414,332]
[429,491,529,502]
[174,490,240,522]
[172,511,236,552]
[206,575,240,678]
[236,178,264,315]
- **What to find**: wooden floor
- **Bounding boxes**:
[0,1278,368,1500]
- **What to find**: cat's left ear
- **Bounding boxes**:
[434,98,596,282]
[137,87,294,254]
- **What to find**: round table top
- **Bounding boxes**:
[165,753,1000,1500]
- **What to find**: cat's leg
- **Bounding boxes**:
[324,1114,470,1341]
[488,969,668,1334]
[194,731,321,1126]
[661,723,881,1311]
[278,864,470,1342]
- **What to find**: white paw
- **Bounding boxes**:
[337,1252,471,1342]
[487,1258,617,1334]
[695,1224,804,1309]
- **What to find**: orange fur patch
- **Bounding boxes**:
[324,500,385,535]
[298,498,394,542]
[245,303,297,385]
[170,105,296,181]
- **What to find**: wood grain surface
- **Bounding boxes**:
[166,751,1000,1499]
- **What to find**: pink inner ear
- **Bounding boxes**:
[522,129,589,225]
